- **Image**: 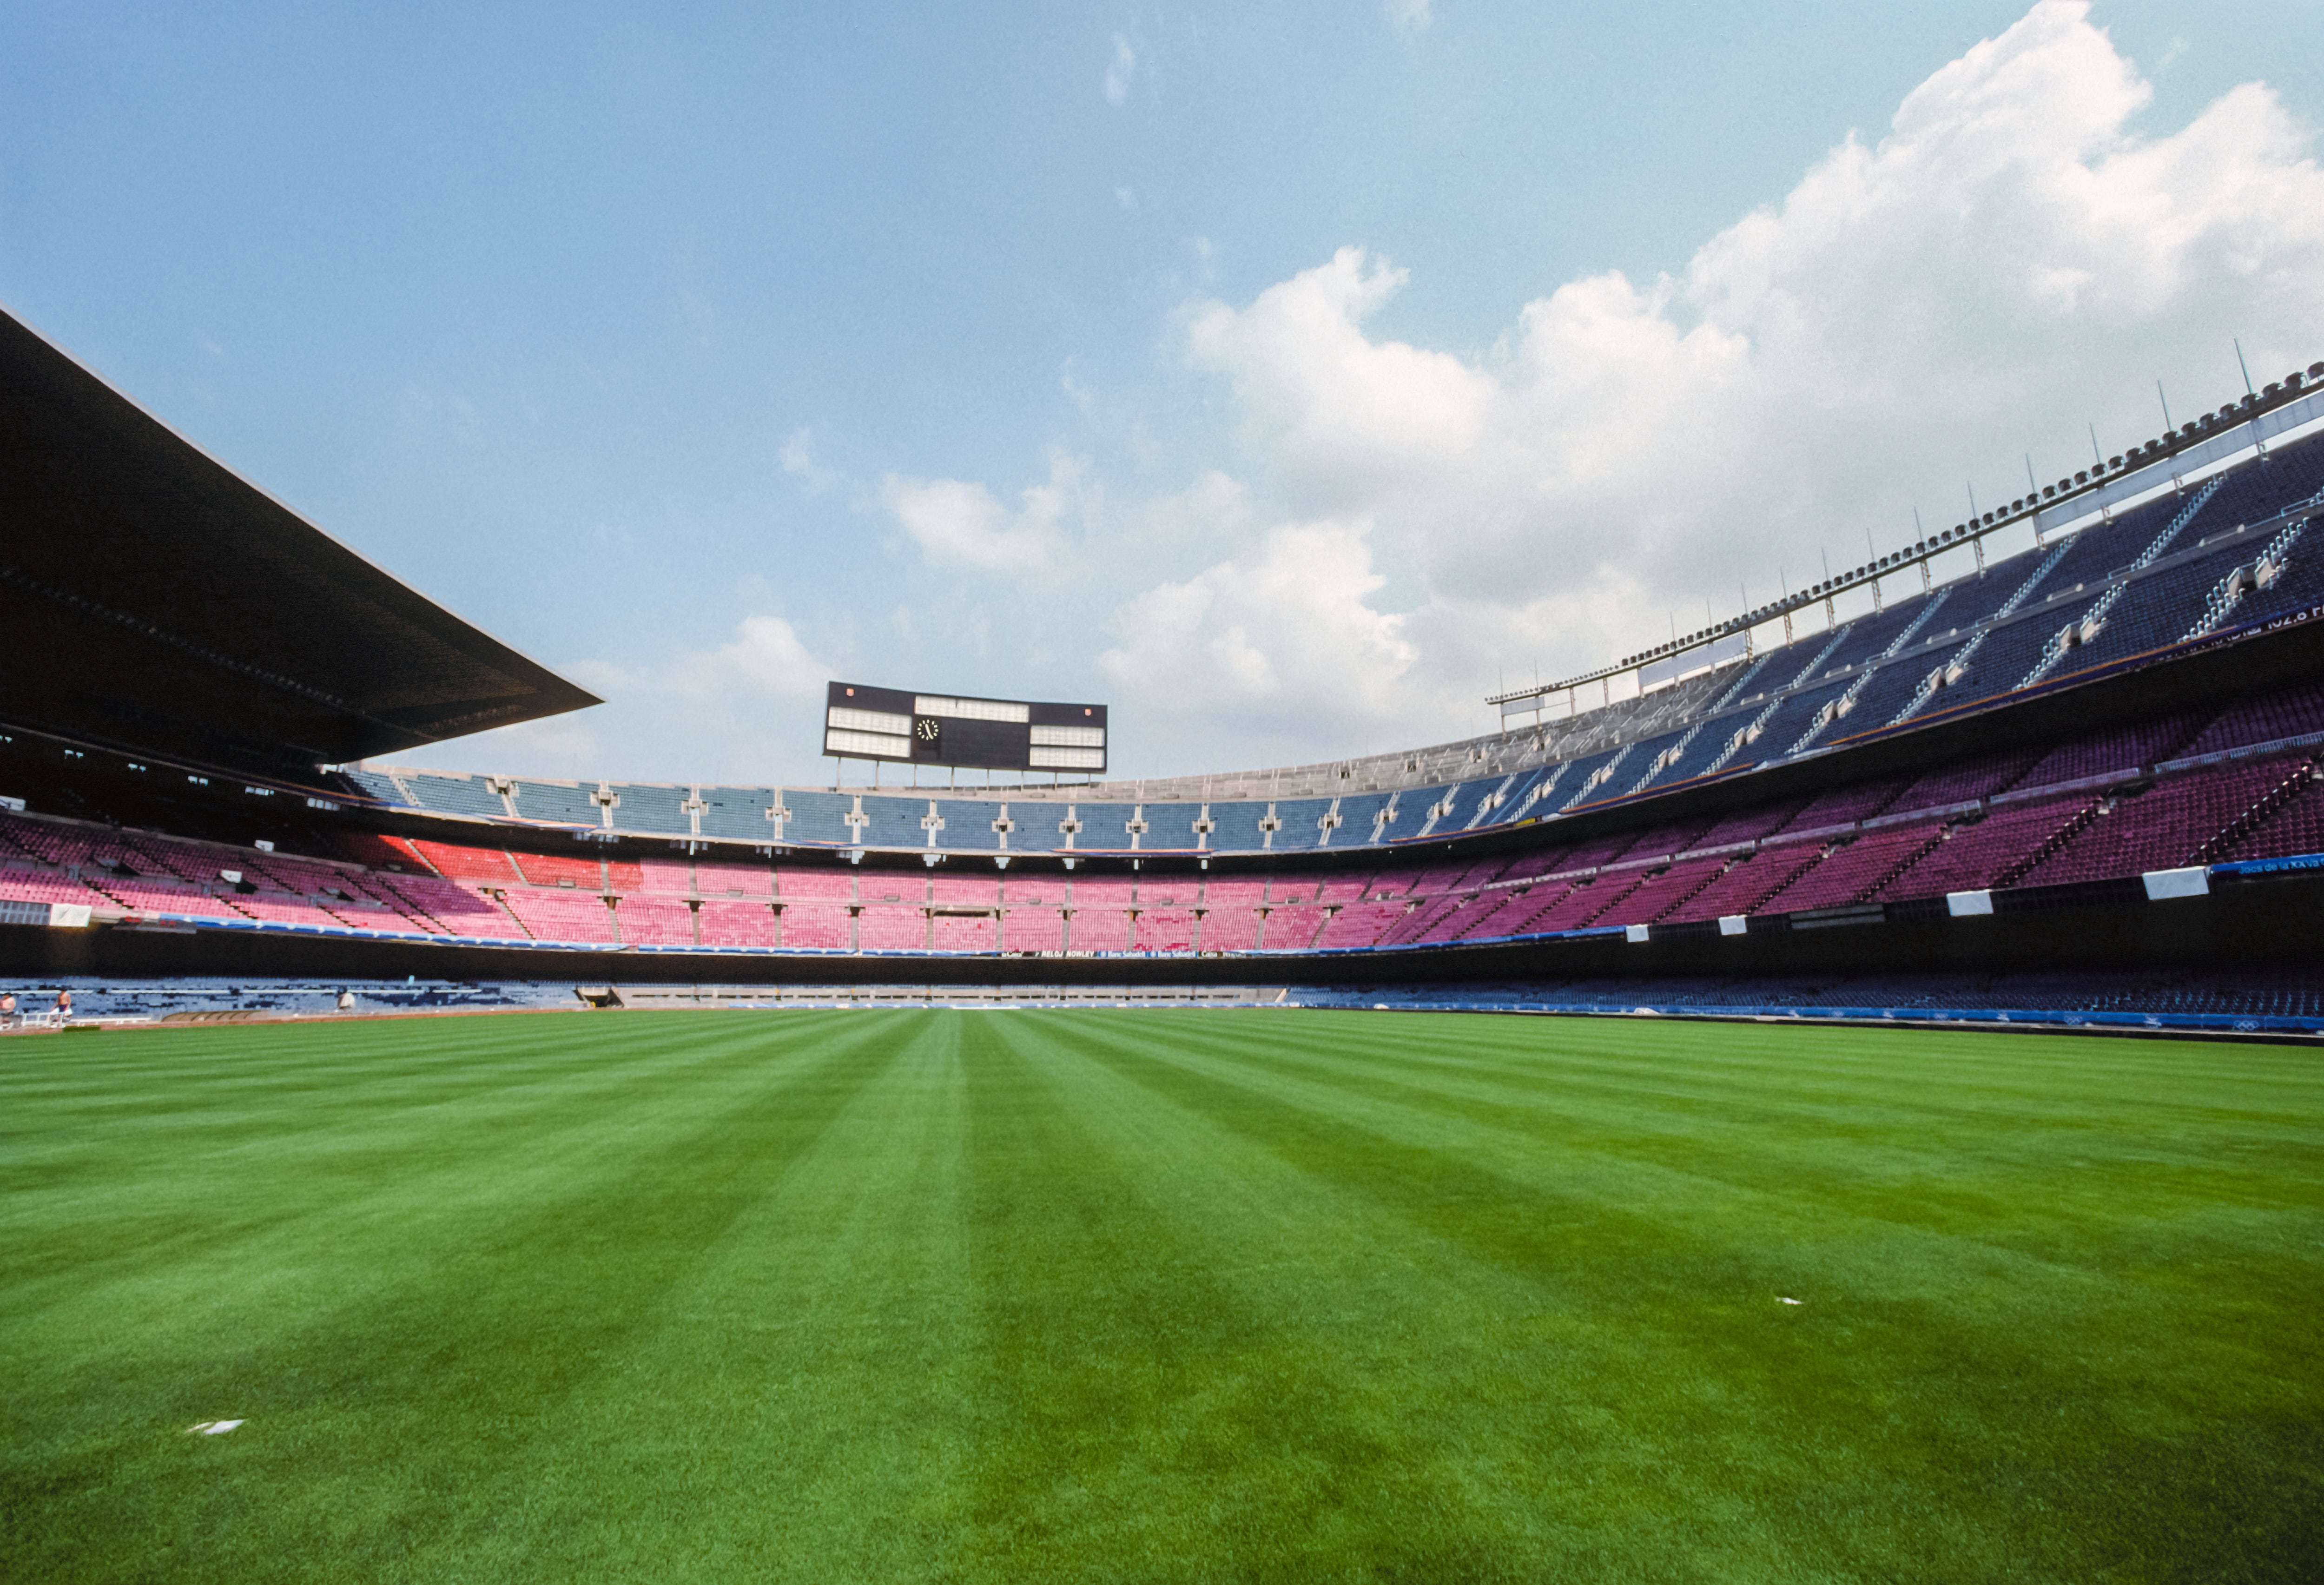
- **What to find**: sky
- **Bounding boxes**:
[6,1,2323,788]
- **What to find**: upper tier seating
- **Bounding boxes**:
[1140,803,1205,851]
[697,787,778,842]
[1069,804,1139,852]
[609,783,691,837]
[510,781,603,825]
[933,799,1004,852]
[406,773,506,819]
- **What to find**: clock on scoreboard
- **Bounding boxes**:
[821,682,1107,774]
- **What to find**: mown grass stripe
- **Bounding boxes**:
[1,1008,2317,1583]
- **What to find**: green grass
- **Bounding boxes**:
[3,1010,2321,1582]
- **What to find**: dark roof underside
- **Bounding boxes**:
[0,308,599,776]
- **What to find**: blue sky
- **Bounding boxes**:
[7,2,2322,786]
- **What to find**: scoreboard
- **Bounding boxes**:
[822,682,1108,774]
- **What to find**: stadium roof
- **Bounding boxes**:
[0,306,599,776]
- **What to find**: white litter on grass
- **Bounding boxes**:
[187,1420,244,1435]
[1777,1297,1803,1306]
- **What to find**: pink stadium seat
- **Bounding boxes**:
[1437,893,1529,940]
[1261,905,1326,949]
[1759,824,1940,912]
[2180,680,2324,758]
[413,841,524,885]
[780,903,852,950]
[616,898,697,946]
[1415,893,1512,943]
[2014,711,2205,790]
[1481,880,1582,937]
[777,868,854,902]
[1134,908,1198,952]
[1004,876,1067,908]
[0,871,107,907]
[695,859,772,896]
[1523,874,1645,932]
[1663,844,1828,924]
[1548,835,1635,872]
[1312,900,1402,948]
[1878,798,2094,900]
[999,908,1065,952]
[1071,877,1134,909]
[1685,803,1809,850]
[2221,767,2324,862]
[1069,908,1133,951]
[932,912,997,951]
[1889,750,2041,812]
[697,899,781,947]
[511,851,605,889]
[633,857,698,894]
[503,889,617,944]
[857,907,927,951]
[1198,905,1263,951]
[2015,757,2303,886]
[1767,780,1907,835]
[1601,857,1733,926]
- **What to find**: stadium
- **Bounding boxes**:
[7,8,2324,1576]
[7,304,2322,1028]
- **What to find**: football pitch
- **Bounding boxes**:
[5,1009,2320,1582]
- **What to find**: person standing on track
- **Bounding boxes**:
[51,987,71,1026]
[0,991,15,1029]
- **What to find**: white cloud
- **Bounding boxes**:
[422,614,838,783]
[602,614,830,703]
[1100,518,1420,756]
[1384,0,1432,33]
[1166,0,2324,737]
[1104,34,1135,105]
[431,2,2324,782]
[879,451,1091,569]
[778,426,839,491]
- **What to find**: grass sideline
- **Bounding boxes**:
[4,1009,2319,1581]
